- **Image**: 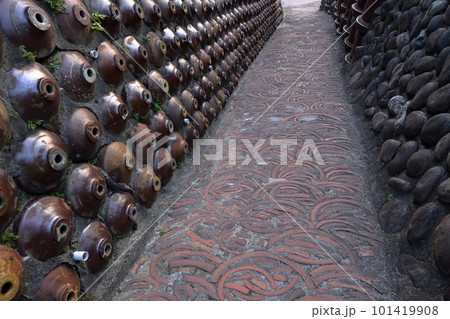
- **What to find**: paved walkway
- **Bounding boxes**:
[114,0,394,301]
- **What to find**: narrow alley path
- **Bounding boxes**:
[113,0,395,301]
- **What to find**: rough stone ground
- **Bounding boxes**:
[93,0,398,301]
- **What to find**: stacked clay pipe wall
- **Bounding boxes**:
[0,0,283,300]
[322,0,450,300]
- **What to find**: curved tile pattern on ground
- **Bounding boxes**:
[115,0,393,301]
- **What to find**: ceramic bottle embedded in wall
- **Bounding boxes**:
[96,41,127,86]
[132,166,161,207]
[90,0,123,39]
[55,0,92,45]
[180,90,198,116]
[117,0,145,33]
[141,0,162,28]
[123,80,153,117]
[0,0,57,58]
[148,70,169,103]
[64,108,102,162]
[14,196,73,261]
[152,147,176,185]
[123,36,149,77]
[145,32,167,68]
[0,100,9,149]
[104,193,138,237]
[181,123,200,148]
[56,51,97,102]
[64,163,107,218]
[79,221,113,273]
[98,142,135,183]
[35,264,80,301]
[99,92,131,134]
[150,110,174,140]
[164,97,187,131]
[6,63,60,121]
[0,245,24,301]
[0,169,18,235]
[164,62,183,93]
[14,131,68,194]
[166,132,188,162]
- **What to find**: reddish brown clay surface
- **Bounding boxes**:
[79,221,114,273]
[0,169,18,235]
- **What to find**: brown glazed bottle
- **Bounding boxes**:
[153,147,176,185]
[196,22,208,46]
[190,54,204,80]
[173,0,188,23]
[187,24,202,51]
[6,63,60,121]
[0,100,10,148]
[162,27,181,59]
[100,92,131,134]
[180,90,198,116]
[203,21,214,42]
[0,0,56,58]
[191,82,207,105]
[14,196,73,261]
[205,45,219,65]
[201,76,213,100]
[210,19,221,36]
[15,131,68,194]
[155,0,176,23]
[131,123,155,164]
[64,108,101,162]
[213,42,224,59]
[164,62,183,93]
[141,0,161,28]
[90,0,122,39]
[64,163,107,219]
[98,142,135,183]
[178,58,195,87]
[200,101,216,123]
[104,193,138,237]
[0,170,18,236]
[181,123,199,148]
[96,41,127,86]
[145,32,167,68]
[79,221,113,273]
[192,0,205,20]
[0,245,24,301]
[216,89,228,105]
[123,36,149,77]
[175,26,191,54]
[56,51,97,102]
[150,111,174,141]
[209,95,223,114]
[208,70,221,91]
[148,70,169,103]
[164,97,187,131]
[117,0,144,33]
[123,80,153,116]
[35,264,80,301]
[55,0,91,45]
[132,166,161,207]
[166,132,188,162]
[192,110,209,137]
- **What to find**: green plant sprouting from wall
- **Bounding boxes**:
[19,45,37,61]
[90,12,107,31]
[44,0,68,13]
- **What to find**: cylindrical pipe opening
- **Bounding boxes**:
[73,251,89,261]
